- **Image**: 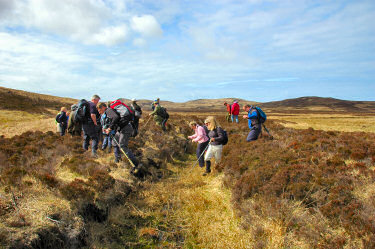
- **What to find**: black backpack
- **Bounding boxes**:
[74,99,90,124]
[55,113,62,123]
[158,106,169,119]
[217,127,228,145]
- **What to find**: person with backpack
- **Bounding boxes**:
[55,107,68,136]
[203,116,226,176]
[130,98,142,132]
[231,100,240,123]
[149,102,169,131]
[243,104,262,142]
[188,121,210,172]
[67,104,82,136]
[81,95,101,157]
[224,102,231,122]
[98,103,115,153]
[103,99,139,167]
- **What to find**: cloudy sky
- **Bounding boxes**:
[0,0,374,102]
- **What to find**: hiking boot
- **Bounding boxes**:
[203,171,211,176]
[108,148,112,153]
[115,157,122,163]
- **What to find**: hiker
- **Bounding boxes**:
[231,100,240,123]
[82,95,101,157]
[151,98,160,111]
[104,100,139,167]
[67,104,82,136]
[98,103,115,153]
[56,107,68,136]
[149,102,169,131]
[243,105,262,142]
[224,102,231,122]
[203,116,225,176]
[130,98,142,131]
[188,121,210,173]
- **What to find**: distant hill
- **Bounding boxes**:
[261,96,375,113]
[1,87,374,113]
[0,86,76,115]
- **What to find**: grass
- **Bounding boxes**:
[271,113,375,133]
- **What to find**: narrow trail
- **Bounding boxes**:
[95,155,254,248]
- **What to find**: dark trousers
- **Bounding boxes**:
[197,141,209,168]
[82,123,99,152]
[113,124,138,167]
[161,117,169,131]
[247,126,262,142]
[60,123,67,136]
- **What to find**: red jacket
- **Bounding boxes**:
[226,104,231,114]
[231,102,240,115]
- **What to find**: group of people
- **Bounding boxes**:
[56,95,170,172]
[224,100,240,123]
[56,95,264,175]
[188,103,264,175]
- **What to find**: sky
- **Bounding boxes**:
[0,0,374,102]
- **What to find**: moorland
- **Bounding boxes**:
[0,86,374,248]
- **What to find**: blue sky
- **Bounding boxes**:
[0,0,374,102]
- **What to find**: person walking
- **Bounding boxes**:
[188,121,210,173]
[82,95,101,157]
[203,116,225,176]
[67,104,82,137]
[98,103,115,153]
[243,104,262,142]
[56,107,68,136]
[224,102,231,122]
[149,102,169,131]
[130,98,142,131]
[104,101,139,168]
[231,100,240,123]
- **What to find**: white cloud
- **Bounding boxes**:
[130,15,163,37]
[88,25,130,46]
[133,38,147,47]
[0,0,15,17]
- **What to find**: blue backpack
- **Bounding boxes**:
[254,106,267,123]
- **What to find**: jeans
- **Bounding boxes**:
[102,134,112,150]
[82,123,99,153]
[231,115,239,123]
[246,126,262,142]
[113,124,138,167]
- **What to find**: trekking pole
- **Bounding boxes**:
[110,134,136,168]
[190,142,211,172]
[262,124,274,139]
[142,115,152,129]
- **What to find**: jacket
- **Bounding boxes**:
[248,108,260,129]
[189,125,209,144]
[225,104,231,114]
[104,108,121,131]
[208,127,225,145]
[231,102,240,115]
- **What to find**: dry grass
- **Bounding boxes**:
[271,113,375,133]
[0,110,57,137]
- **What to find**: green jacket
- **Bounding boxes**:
[150,105,164,123]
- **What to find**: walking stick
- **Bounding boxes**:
[110,134,136,168]
[262,124,274,139]
[142,115,152,129]
[189,142,211,174]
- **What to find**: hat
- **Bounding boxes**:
[131,98,136,102]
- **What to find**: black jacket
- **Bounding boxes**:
[208,127,225,145]
[104,108,120,130]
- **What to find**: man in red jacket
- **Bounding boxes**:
[231,100,240,123]
[224,102,231,122]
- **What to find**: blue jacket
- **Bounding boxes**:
[247,109,259,129]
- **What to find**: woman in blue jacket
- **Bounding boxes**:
[242,105,262,141]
